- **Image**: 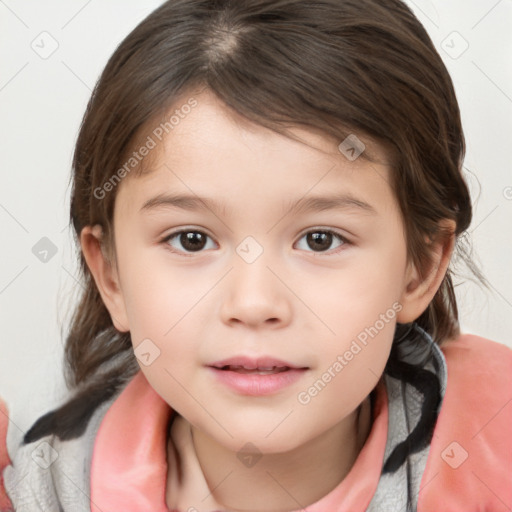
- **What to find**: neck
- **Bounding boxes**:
[190,395,372,512]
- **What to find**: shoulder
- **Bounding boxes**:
[1,389,120,512]
[440,333,512,391]
[418,333,512,511]
[441,331,512,366]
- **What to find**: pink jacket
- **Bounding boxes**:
[1,333,511,511]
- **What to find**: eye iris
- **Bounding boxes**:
[307,232,332,252]
[181,232,206,251]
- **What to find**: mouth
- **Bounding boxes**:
[208,356,308,396]
[214,365,292,375]
[209,356,306,373]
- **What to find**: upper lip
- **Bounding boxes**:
[208,356,307,370]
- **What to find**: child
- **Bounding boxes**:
[2,0,511,510]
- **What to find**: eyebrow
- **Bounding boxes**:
[139,192,377,216]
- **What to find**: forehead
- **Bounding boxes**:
[156,90,387,160]
[115,90,395,215]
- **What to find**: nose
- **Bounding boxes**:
[220,254,292,330]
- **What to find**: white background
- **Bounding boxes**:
[0,0,511,436]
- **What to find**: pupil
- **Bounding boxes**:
[181,232,206,251]
[308,232,332,251]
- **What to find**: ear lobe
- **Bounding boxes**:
[80,225,130,332]
[396,220,456,324]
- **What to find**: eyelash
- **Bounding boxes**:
[160,228,352,257]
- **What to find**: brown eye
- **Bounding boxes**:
[179,232,207,251]
[307,232,333,252]
[163,230,215,254]
[296,229,348,254]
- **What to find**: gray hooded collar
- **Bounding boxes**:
[367,324,448,512]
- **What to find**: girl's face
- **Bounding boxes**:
[101,90,423,453]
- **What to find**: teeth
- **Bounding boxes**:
[225,365,289,374]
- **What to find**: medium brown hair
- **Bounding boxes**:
[26,0,483,474]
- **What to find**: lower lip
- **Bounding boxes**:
[208,367,307,396]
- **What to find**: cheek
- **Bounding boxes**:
[296,242,405,406]
[119,248,212,340]
[117,247,215,374]
[297,317,394,428]
[304,249,406,341]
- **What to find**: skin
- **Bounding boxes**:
[81,89,455,511]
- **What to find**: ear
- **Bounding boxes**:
[396,220,456,324]
[80,225,130,332]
